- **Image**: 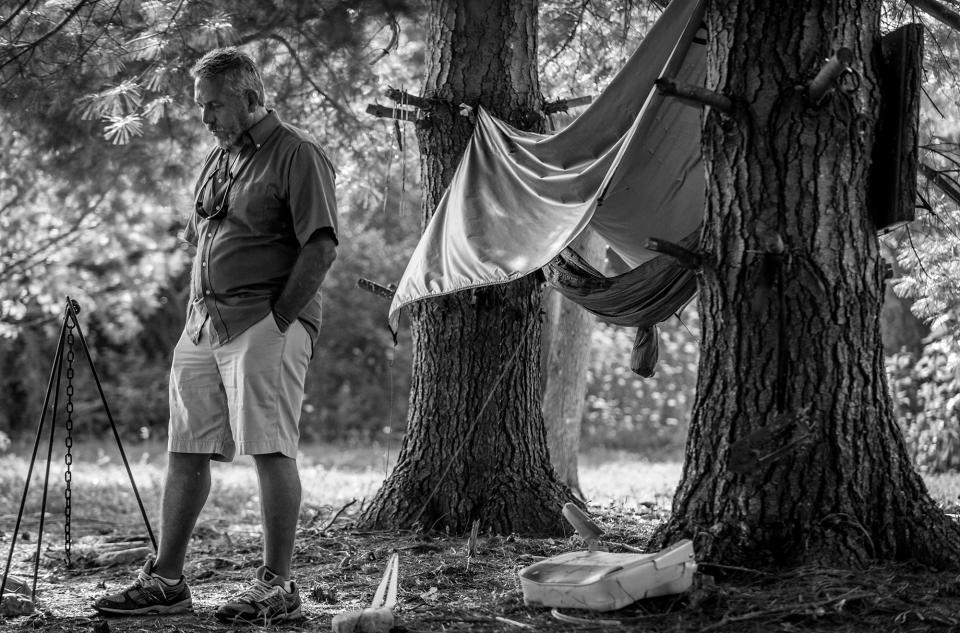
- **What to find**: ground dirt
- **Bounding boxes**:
[3,507,960,633]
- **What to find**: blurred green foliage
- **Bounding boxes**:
[888,337,960,473]
[887,184,960,473]
[583,308,699,460]
[882,3,960,472]
[2,0,960,475]
[0,0,423,445]
[0,0,691,453]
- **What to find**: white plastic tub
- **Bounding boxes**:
[518,539,697,612]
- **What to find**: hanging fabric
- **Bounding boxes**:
[387,0,707,337]
[544,231,699,329]
[544,229,698,376]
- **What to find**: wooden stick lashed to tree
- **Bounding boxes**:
[654,77,732,113]
[365,87,592,121]
[807,47,855,104]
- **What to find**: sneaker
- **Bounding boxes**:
[93,558,192,616]
[215,566,302,624]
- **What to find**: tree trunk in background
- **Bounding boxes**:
[879,241,928,357]
[881,279,928,358]
[655,0,960,568]
[357,0,574,535]
[541,230,605,498]
[0,329,47,436]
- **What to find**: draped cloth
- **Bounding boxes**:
[544,231,699,376]
[387,0,707,337]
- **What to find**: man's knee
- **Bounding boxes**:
[167,452,213,475]
[252,452,295,464]
[252,453,300,488]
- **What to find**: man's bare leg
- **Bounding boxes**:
[152,452,212,579]
[252,453,301,579]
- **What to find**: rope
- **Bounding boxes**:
[383,349,396,479]
[380,125,394,217]
[410,318,537,527]
[775,264,788,412]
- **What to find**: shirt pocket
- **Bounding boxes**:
[230,181,290,234]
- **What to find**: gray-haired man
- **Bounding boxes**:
[94,47,338,624]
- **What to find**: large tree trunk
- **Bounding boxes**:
[357,0,573,535]
[541,230,604,498]
[655,0,960,568]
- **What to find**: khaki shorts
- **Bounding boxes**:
[167,313,312,461]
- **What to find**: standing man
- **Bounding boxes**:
[94,47,338,624]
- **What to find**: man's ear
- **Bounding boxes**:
[244,89,259,113]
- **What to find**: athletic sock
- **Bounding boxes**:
[151,573,181,586]
[263,566,293,592]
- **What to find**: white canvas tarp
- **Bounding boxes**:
[388,0,706,329]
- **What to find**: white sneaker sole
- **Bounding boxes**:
[95,598,193,616]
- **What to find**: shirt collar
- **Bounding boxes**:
[241,110,281,150]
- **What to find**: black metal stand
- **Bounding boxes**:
[1,297,157,603]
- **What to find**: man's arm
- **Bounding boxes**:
[272,228,338,332]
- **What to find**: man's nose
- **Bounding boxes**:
[201,107,214,125]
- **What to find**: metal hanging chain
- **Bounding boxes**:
[64,299,158,551]
[2,298,159,607]
[63,318,75,566]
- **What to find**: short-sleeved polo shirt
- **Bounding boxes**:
[183,110,338,347]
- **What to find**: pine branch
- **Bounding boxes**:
[905,0,960,31]
[267,33,360,125]
[542,0,591,68]
[919,161,960,209]
[0,187,24,218]
[0,0,98,74]
[0,0,35,34]
[367,16,400,65]
[0,191,108,286]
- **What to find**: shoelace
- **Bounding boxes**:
[134,570,172,598]
[234,578,278,603]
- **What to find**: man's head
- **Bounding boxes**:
[191,48,267,149]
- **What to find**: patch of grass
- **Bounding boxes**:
[922,472,960,513]
[2,441,960,544]
[0,440,395,541]
[579,451,681,509]
[4,442,960,632]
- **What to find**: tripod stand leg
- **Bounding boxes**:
[65,299,158,551]
[33,326,67,598]
[1,311,68,603]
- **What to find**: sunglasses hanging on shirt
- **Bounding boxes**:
[195,148,250,220]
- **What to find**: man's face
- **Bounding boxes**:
[194,75,253,149]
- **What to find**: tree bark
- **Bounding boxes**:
[356,0,574,535]
[655,0,960,568]
[541,230,604,498]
